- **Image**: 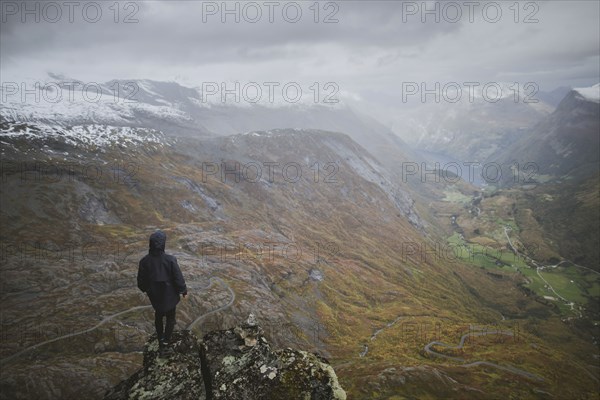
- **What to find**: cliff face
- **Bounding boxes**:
[104,318,346,400]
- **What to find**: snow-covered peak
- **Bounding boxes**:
[574,84,600,103]
[1,122,165,149]
[0,75,196,131]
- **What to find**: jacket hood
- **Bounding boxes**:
[149,230,166,254]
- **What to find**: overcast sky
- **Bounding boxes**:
[1,0,599,102]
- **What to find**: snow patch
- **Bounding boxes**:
[1,122,164,148]
[574,84,600,103]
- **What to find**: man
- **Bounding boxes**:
[137,230,187,354]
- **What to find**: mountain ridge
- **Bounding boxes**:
[491,87,600,186]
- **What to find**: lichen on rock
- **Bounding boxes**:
[104,320,346,400]
[104,330,206,400]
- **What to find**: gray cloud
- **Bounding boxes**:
[1,0,599,95]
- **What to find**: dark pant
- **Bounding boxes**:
[155,307,176,343]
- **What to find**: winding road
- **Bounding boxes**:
[359,316,404,357]
[187,277,236,330]
[503,226,593,314]
[503,227,590,314]
[357,225,596,385]
[0,276,235,366]
[0,305,153,366]
[504,226,599,276]
[417,224,598,384]
[503,226,519,257]
[357,314,544,381]
[423,325,544,381]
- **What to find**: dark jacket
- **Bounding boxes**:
[137,231,187,313]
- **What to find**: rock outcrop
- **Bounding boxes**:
[104,330,206,400]
[104,318,346,400]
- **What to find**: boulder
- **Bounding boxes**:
[104,319,346,400]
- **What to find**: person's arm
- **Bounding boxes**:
[171,256,188,296]
[137,260,147,292]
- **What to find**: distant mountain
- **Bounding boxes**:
[491,84,600,186]
[390,83,553,162]
[0,77,213,137]
[0,75,418,169]
[536,86,573,108]
[484,85,600,270]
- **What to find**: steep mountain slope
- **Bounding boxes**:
[0,124,428,398]
[0,77,212,138]
[492,85,600,186]
[511,174,600,270]
[391,84,553,162]
[536,86,573,108]
[1,86,599,399]
[0,75,419,170]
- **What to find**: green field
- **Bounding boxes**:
[442,188,472,204]
[447,232,529,270]
[447,232,600,316]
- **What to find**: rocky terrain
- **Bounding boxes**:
[1,78,598,399]
[104,316,346,400]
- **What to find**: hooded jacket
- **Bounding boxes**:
[137,231,187,313]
